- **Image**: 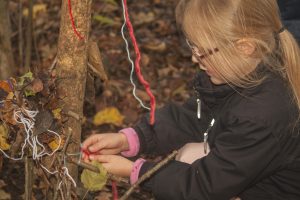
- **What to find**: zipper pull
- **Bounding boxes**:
[203,119,215,154]
[197,98,201,119]
[203,132,208,154]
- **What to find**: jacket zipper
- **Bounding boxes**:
[194,87,214,154]
[194,87,201,120]
[204,119,215,154]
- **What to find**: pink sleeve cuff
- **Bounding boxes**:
[119,128,140,157]
[130,158,146,184]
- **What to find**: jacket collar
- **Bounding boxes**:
[192,63,269,109]
[193,70,235,109]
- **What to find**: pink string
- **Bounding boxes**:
[112,181,118,200]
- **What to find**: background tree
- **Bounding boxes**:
[0,0,15,79]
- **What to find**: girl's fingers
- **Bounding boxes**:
[99,148,121,155]
[88,141,108,153]
[81,134,101,150]
[89,154,110,162]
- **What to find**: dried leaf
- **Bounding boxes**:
[24,90,36,97]
[48,137,64,151]
[18,72,34,87]
[81,161,108,191]
[103,0,118,6]
[6,92,14,100]
[93,107,124,126]
[0,189,11,200]
[0,125,10,150]
[0,81,12,93]
[23,4,47,19]
[93,15,115,26]
[33,111,54,136]
[144,41,167,52]
[52,108,62,120]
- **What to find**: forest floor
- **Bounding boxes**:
[0,0,199,199]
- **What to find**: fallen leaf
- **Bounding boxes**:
[93,15,115,26]
[18,72,34,87]
[48,137,64,151]
[23,4,47,19]
[0,189,11,200]
[103,0,118,6]
[133,12,155,25]
[81,161,108,191]
[0,125,10,150]
[52,108,62,120]
[144,41,167,52]
[24,90,36,97]
[93,107,124,126]
[0,81,12,93]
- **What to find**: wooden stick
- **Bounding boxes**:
[25,150,34,200]
[119,150,178,200]
[24,0,33,71]
[62,131,72,155]
[67,157,129,184]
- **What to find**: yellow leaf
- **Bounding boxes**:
[6,92,14,100]
[0,125,10,150]
[52,108,62,120]
[93,107,124,126]
[23,4,47,19]
[48,137,64,151]
[81,161,108,191]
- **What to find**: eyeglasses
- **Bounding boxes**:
[186,39,219,63]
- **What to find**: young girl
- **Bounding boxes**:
[82,0,300,199]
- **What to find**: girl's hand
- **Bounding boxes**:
[176,142,210,164]
[89,154,133,177]
[81,133,129,159]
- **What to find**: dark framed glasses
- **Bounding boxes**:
[186,39,219,62]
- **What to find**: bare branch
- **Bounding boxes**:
[120,150,178,200]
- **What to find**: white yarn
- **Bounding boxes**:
[40,163,59,175]
[62,167,77,187]
[120,0,150,111]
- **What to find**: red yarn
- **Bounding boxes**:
[112,181,118,200]
[68,0,84,40]
[81,149,90,157]
[123,0,156,125]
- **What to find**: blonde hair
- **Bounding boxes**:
[176,0,300,113]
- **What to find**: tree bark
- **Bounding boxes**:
[0,0,15,79]
[56,0,92,183]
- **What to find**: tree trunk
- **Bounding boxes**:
[0,0,15,79]
[56,0,92,183]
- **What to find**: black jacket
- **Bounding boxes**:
[133,67,300,200]
[278,0,300,41]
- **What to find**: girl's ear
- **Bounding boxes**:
[235,39,256,56]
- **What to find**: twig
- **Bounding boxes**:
[62,131,73,155]
[68,157,129,184]
[49,56,57,73]
[18,0,23,67]
[53,176,60,200]
[87,62,107,81]
[65,110,82,121]
[119,150,178,200]
[81,189,89,200]
[25,149,34,200]
[24,0,33,72]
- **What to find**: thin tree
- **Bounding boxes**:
[0,0,15,79]
[56,0,92,183]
